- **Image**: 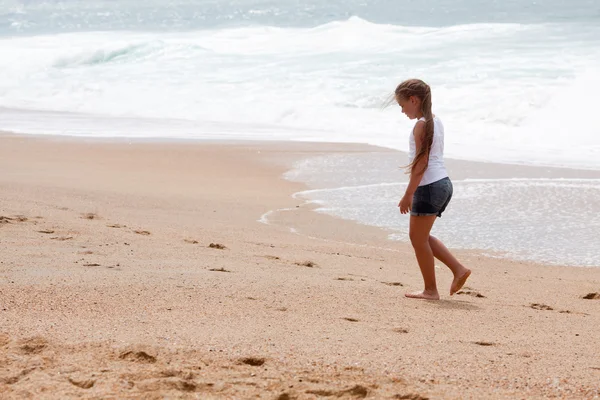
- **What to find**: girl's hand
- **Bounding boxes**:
[398,193,412,214]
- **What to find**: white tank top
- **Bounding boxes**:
[408,116,448,186]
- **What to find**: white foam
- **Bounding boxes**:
[257,206,300,225]
[0,19,599,169]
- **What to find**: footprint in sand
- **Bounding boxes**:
[81,213,99,220]
[343,317,359,322]
[457,290,486,298]
[392,328,409,334]
[134,230,151,236]
[306,385,368,399]
[276,393,295,400]
[83,263,101,267]
[68,376,95,389]
[382,282,404,287]
[474,341,496,346]
[306,389,336,397]
[295,261,317,268]
[184,239,199,244]
[107,223,125,228]
[239,357,265,366]
[530,303,553,311]
[583,292,600,300]
[208,243,227,249]
[208,267,231,273]
[119,350,157,364]
[18,336,48,354]
[1,368,36,385]
[0,215,28,224]
[37,229,55,234]
[394,394,430,400]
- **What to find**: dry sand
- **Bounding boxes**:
[1,133,599,399]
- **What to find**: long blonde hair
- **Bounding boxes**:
[395,79,433,175]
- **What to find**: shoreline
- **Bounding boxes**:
[3,129,600,269]
[4,130,600,269]
[1,131,600,399]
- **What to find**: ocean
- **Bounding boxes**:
[1,0,599,266]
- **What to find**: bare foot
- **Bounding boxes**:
[450,269,472,296]
[405,290,440,300]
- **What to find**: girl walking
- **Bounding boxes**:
[395,79,471,300]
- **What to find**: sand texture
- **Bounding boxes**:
[1,134,599,399]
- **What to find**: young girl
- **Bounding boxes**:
[395,79,471,300]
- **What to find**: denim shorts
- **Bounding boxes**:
[411,177,453,217]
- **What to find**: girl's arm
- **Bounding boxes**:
[399,121,427,214]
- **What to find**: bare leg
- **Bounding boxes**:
[405,215,440,300]
[429,235,471,295]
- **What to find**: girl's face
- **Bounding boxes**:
[397,95,421,120]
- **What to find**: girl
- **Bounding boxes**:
[395,79,471,300]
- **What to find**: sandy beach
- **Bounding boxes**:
[1,133,599,399]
